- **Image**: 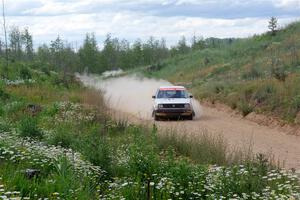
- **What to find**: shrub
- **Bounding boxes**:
[289,95,300,120]
[50,125,74,148]
[44,103,60,117]
[52,74,79,88]
[0,86,10,101]
[147,63,164,72]
[128,131,160,180]
[0,119,10,132]
[82,127,112,174]
[242,66,262,80]
[19,67,32,80]
[0,104,3,116]
[226,92,239,110]
[19,116,43,139]
[253,84,276,104]
[4,101,26,118]
[214,84,224,94]
[0,89,9,99]
[271,66,287,81]
[41,66,51,76]
[238,101,254,117]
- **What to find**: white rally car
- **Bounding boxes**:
[152,86,195,120]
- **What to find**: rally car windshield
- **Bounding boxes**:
[157,90,188,99]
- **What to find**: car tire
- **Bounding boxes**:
[153,111,160,121]
[187,114,193,120]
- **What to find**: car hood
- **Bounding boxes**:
[154,98,191,105]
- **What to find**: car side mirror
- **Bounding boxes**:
[152,95,156,99]
[189,95,193,98]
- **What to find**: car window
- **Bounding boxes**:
[157,90,188,98]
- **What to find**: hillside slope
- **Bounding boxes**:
[2,65,299,199]
[145,21,300,123]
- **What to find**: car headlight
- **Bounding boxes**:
[158,104,164,109]
[184,104,191,109]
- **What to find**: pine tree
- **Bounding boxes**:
[22,28,33,60]
[9,26,23,61]
[268,17,278,36]
[78,33,99,73]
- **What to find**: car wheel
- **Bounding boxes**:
[154,114,160,121]
[187,114,193,120]
[153,112,160,121]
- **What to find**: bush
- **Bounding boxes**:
[50,125,74,148]
[0,83,10,101]
[226,92,239,109]
[271,66,287,81]
[82,127,112,174]
[242,66,262,80]
[0,89,9,101]
[0,104,3,116]
[44,103,60,117]
[0,119,10,132]
[52,73,79,88]
[4,101,26,118]
[289,95,300,120]
[19,116,43,139]
[19,67,32,80]
[238,101,254,117]
[253,84,276,104]
[128,131,159,180]
[41,66,51,76]
[214,84,224,94]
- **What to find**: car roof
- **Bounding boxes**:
[159,86,186,90]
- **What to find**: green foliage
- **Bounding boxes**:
[242,66,262,80]
[0,154,95,199]
[128,130,159,180]
[49,125,75,148]
[81,127,112,174]
[4,101,26,120]
[19,66,32,79]
[157,131,229,165]
[44,103,60,117]
[0,119,10,132]
[253,83,276,104]
[268,17,278,36]
[0,87,10,101]
[78,33,100,73]
[238,101,254,117]
[19,115,43,139]
[41,66,51,76]
[289,95,300,119]
[145,21,300,123]
[225,92,239,109]
[271,65,287,81]
[2,23,300,197]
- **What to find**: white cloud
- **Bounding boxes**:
[6,9,297,47]
[274,0,300,9]
[1,0,299,47]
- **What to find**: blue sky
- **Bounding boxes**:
[2,0,300,47]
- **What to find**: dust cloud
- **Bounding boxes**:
[79,73,202,120]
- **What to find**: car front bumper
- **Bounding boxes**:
[155,108,193,117]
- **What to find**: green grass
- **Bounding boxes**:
[0,64,299,199]
[141,21,300,122]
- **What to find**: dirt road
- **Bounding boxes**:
[79,74,300,171]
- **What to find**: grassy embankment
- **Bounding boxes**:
[0,64,299,199]
[142,21,300,123]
